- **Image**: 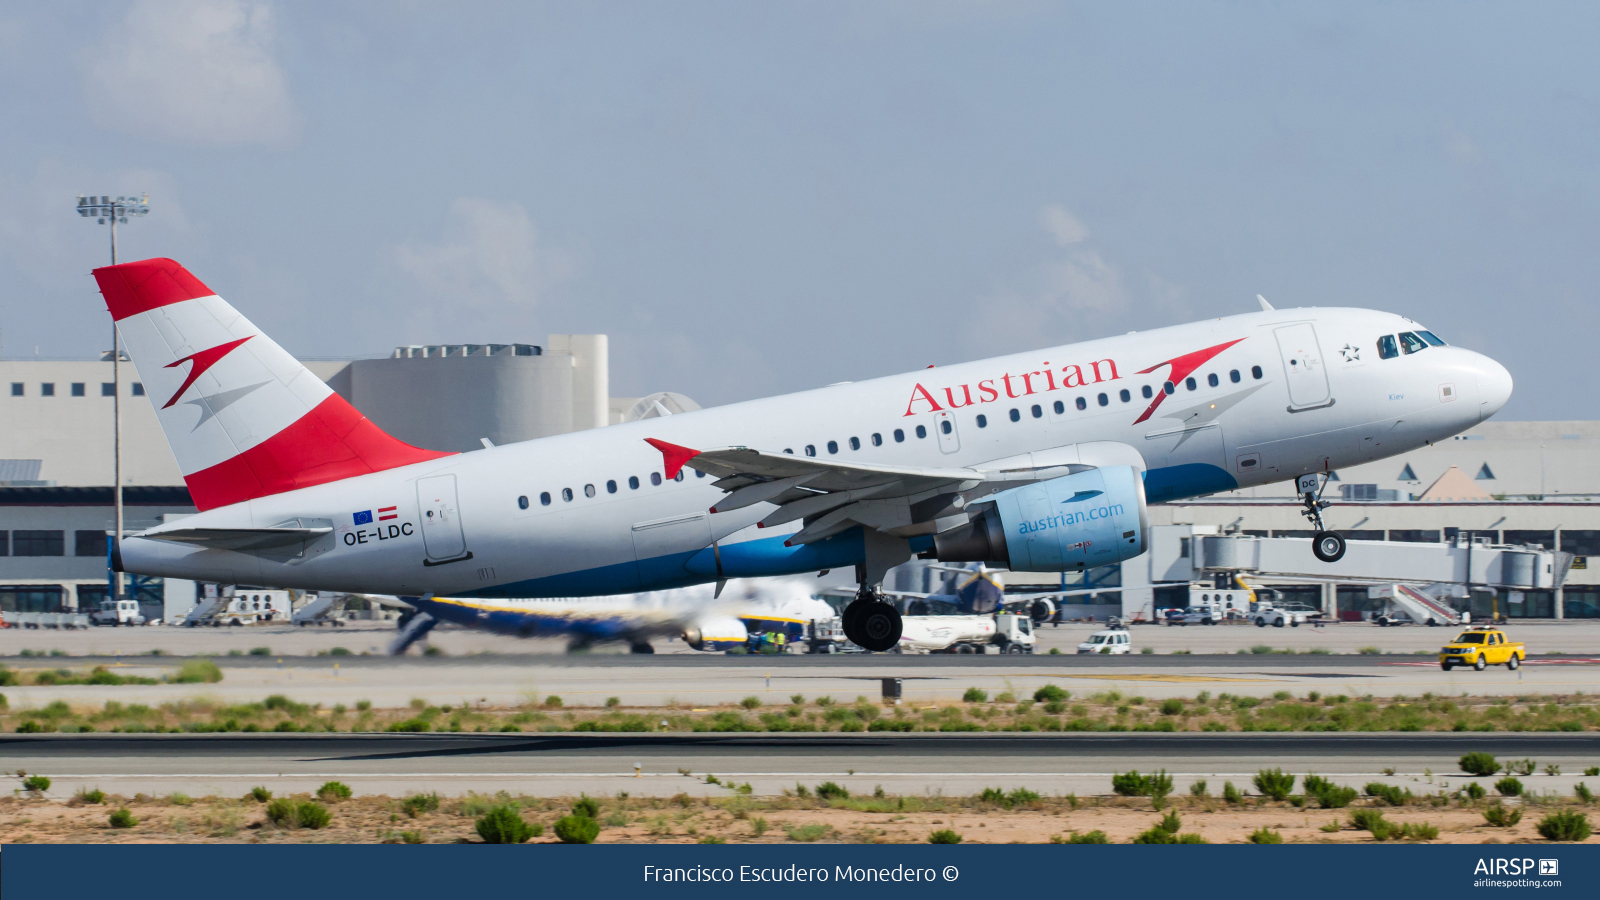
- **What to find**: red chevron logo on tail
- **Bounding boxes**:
[162,336,254,409]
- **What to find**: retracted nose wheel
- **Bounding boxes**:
[1312,531,1347,563]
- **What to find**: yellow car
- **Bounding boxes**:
[1439,628,1525,671]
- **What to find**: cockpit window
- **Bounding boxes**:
[1399,332,1428,354]
[1417,330,1446,347]
[1377,335,1399,359]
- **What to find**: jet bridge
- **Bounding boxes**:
[1095,525,1573,624]
[1187,532,1569,623]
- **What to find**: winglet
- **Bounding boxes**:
[644,438,701,479]
[1257,294,1274,312]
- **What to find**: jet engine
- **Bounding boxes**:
[933,465,1147,571]
[681,615,749,652]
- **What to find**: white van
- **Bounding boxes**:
[1078,629,1132,654]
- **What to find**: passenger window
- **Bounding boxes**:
[1377,335,1399,359]
[916,425,927,438]
[1008,408,1020,422]
[518,495,529,509]
[894,429,905,443]
[651,473,662,486]
[940,420,952,434]
[871,433,882,446]
[1142,385,1153,399]
[827,440,838,454]
[1251,365,1263,379]
[606,480,617,494]
[628,476,639,489]
[976,414,987,428]
[584,484,596,498]
[1053,400,1065,414]
[695,470,705,478]
[1207,373,1219,387]
[674,471,684,482]
[784,448,793,454]
[1230,369,1240,383]
[1031,404,1042,418]
[1163,381,1176,395]
[1418,331,1446,346]
[1075,397,1087,410]
[1399,332,1428,354]
[849,436,860,450]
[562,488,574,502]
[805,445,816,456]
[1097,393,1108,407]
[540,491,551,506]
[1185,377,1197,391]
[1119,388,1130,402]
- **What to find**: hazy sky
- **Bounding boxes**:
[2,2,1596,419]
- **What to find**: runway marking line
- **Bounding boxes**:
[1041,674,1268,683]
[31,772,1460,780]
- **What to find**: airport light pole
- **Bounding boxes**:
[75,194,149,601]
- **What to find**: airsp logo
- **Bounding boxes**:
[1474,858,1552,876]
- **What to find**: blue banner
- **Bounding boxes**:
[5,845,1597,898]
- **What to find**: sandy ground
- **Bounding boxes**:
[4,619,1598,659]
[1,792,1593,845]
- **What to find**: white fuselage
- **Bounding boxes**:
[121,307,1510,598]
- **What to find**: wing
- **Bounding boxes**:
[646,438,1114,546]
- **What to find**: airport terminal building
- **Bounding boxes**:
[3,342,1596,622]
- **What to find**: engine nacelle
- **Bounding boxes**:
[934,465,1147,571]
[681,615,749,651]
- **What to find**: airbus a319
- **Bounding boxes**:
[100,258,1511,651]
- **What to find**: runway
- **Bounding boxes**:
[3,651,1593,711]
[9,732,1598,800]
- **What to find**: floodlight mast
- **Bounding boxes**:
[75,194,149,602]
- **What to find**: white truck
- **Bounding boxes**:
[894,613,1037,654]
[91,598,148,626]
[1251,601,1316,628]
[1078,626,1133,654]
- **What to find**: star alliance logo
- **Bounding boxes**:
[1339,344,1360,362]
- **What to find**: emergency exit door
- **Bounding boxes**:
[417,474,469,563]
[1274,323,1333,410]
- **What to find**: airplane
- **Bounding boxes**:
[387,576,836,655]
[99,259,1513,652]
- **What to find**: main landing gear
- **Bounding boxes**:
[842,585,902,653]
[1297,473,1347,563]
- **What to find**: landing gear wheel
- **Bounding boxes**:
[853,601,902,653]
[1313,531,1347,563]
[1441,662,1454,671]
[1507,654,1519,671]
[1473,656,1487,671]
[842,600,867,642]
[629,642,655,654]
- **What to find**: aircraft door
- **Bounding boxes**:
[1274,323,1333,410]
[417,474,469,562]
[935,411,960,454]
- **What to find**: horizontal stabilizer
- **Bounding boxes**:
[138,523,332,553]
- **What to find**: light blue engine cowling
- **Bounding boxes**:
[933,465,1148,571]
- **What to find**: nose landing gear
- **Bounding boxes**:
[1296,473,1347,563]
[842,584,902,652]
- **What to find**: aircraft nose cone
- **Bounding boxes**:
[1476,356,1513,421]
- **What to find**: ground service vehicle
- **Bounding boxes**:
[1439,627,1525,671]
[1167,605,1221,626]
[91,599,147,626]
[1253,602,1314,628]
[1078,627,1132,654]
